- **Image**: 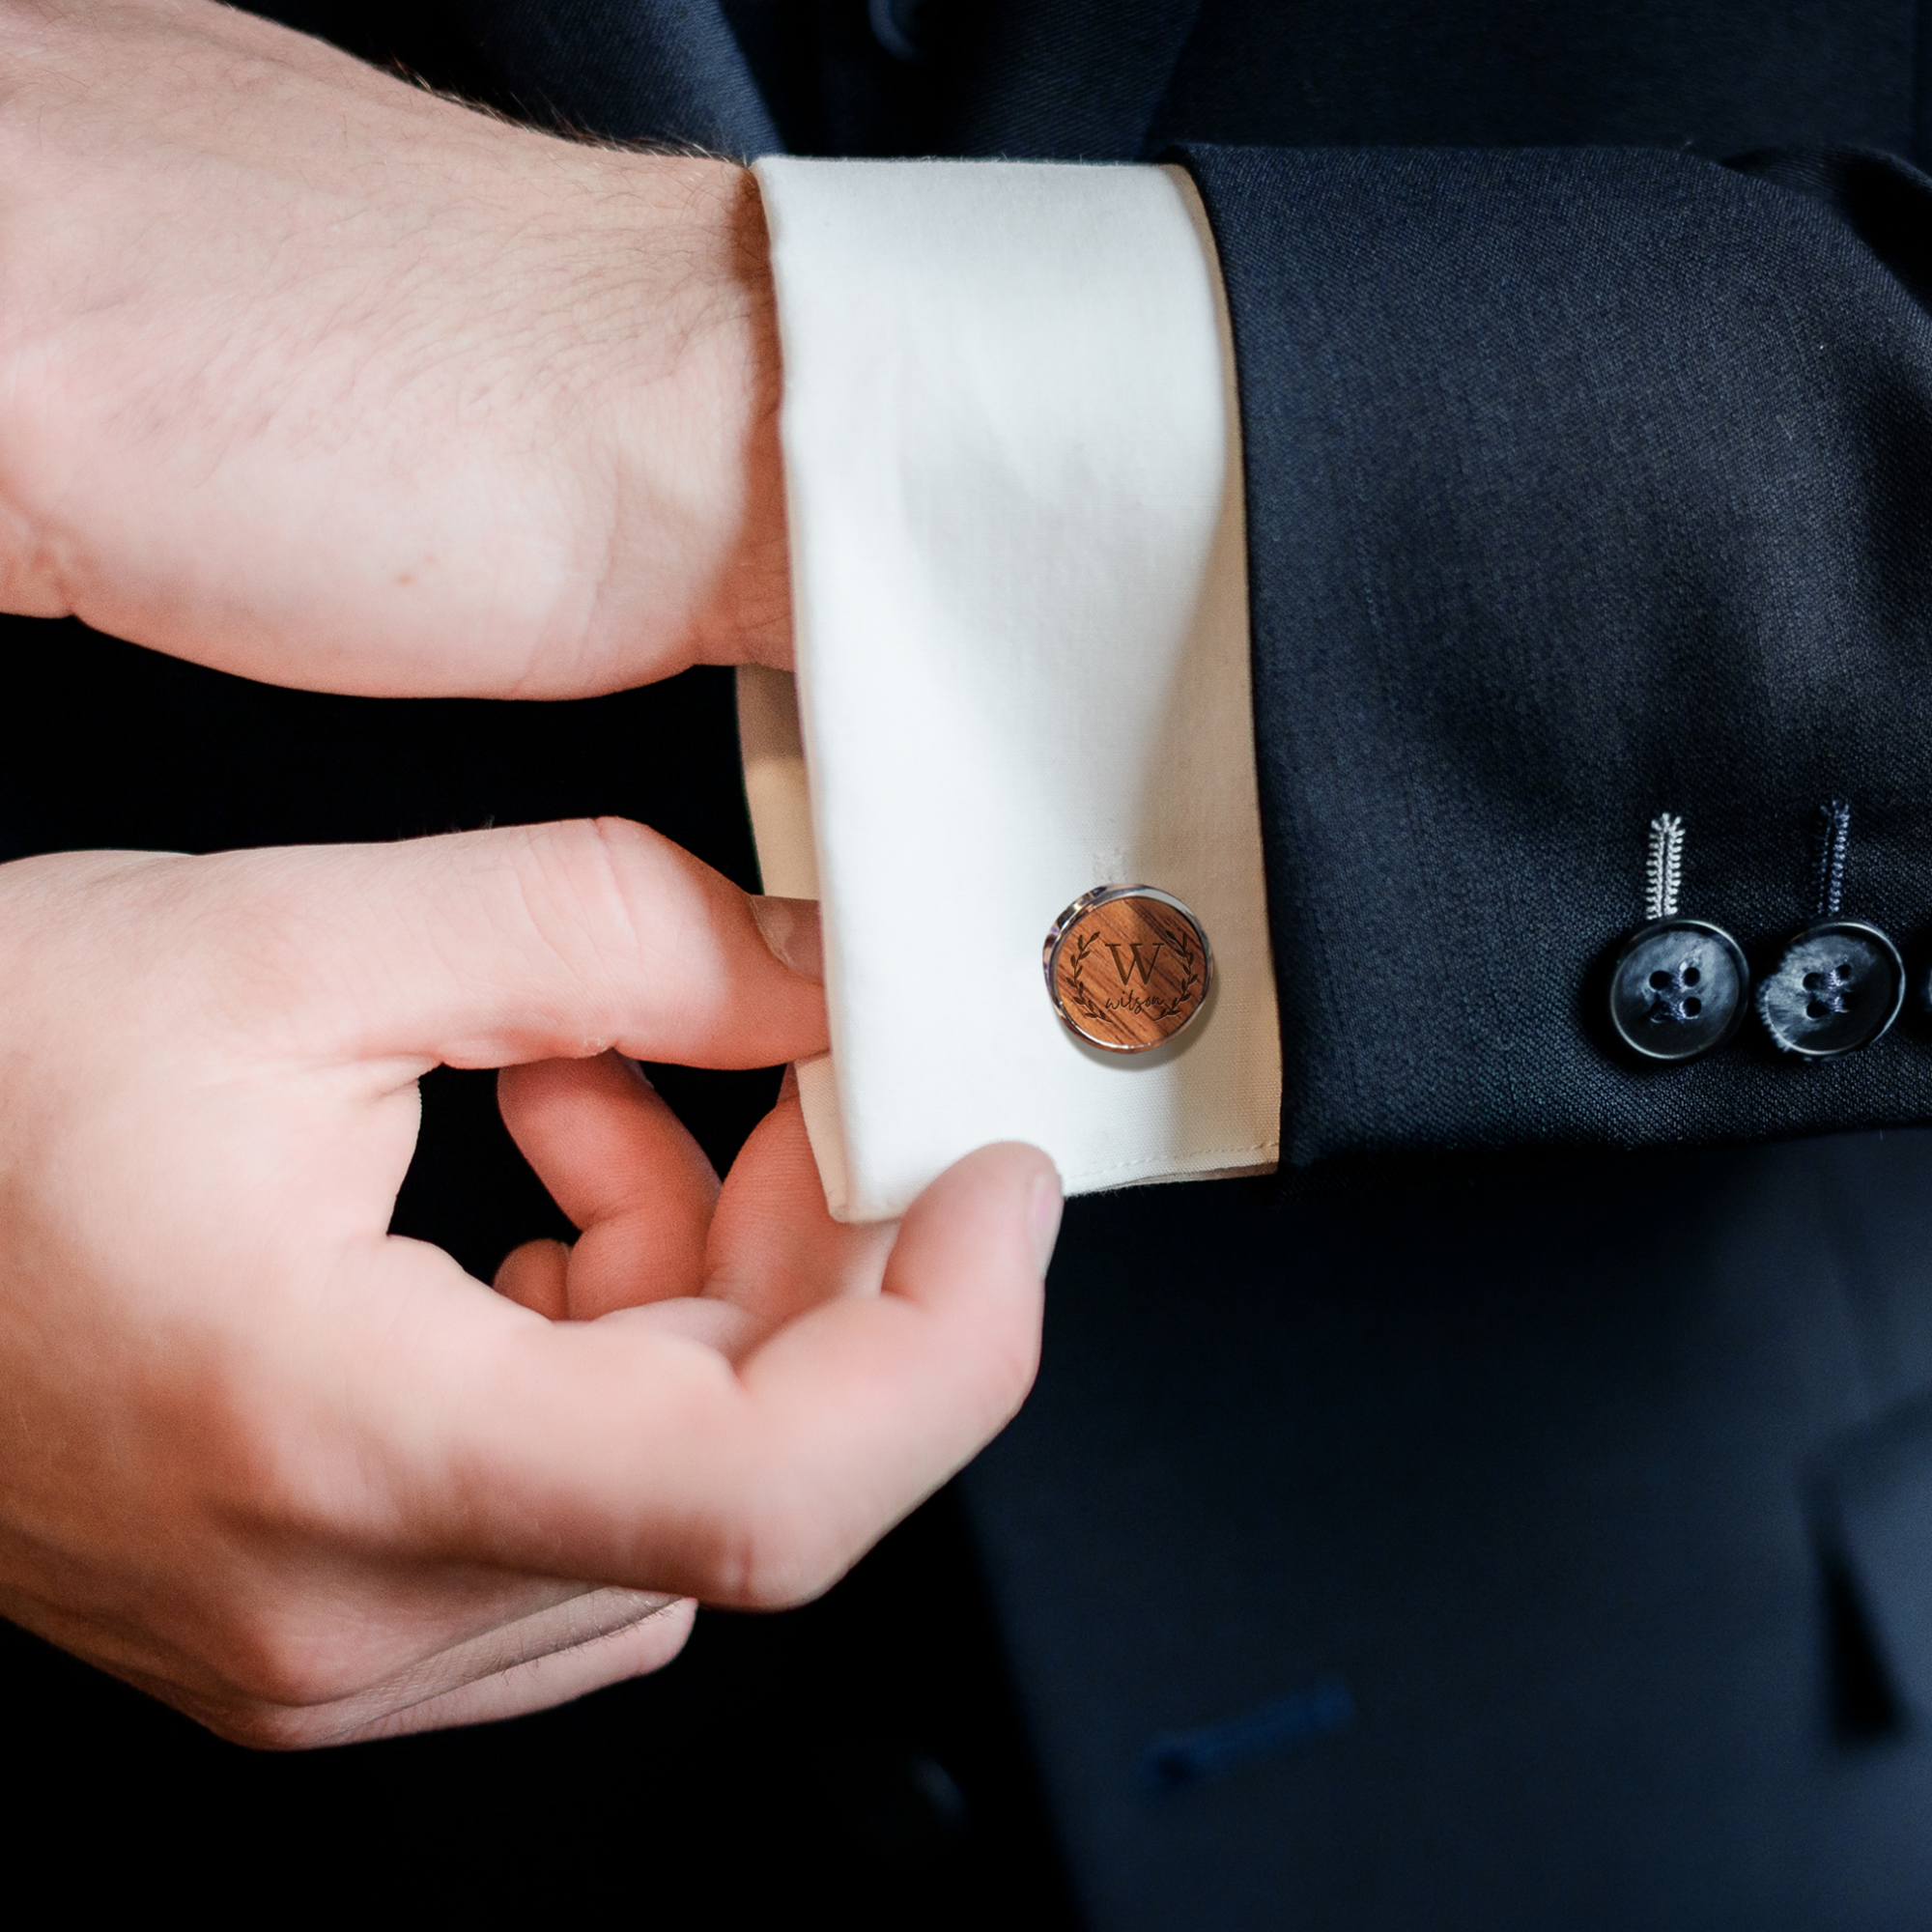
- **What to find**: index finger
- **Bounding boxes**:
[154,818,826,1074]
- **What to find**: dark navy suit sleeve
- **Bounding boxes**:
[1179,143,1932,1168]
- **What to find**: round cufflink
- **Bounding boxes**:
[1605,919,1749,1063]
[1044,885,1212,1052]
[1757,920,1905,1059]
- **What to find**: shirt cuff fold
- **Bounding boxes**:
[746,156,1280,1222]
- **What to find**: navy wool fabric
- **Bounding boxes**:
[943,0,1204,158]
[962,1132,1932,1932]
[1183,141,1932,1166]
[463,0,779,154]
[1150,1,1918,158]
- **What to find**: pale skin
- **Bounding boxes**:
[0,0,1062,1743]
[0,0,791,695]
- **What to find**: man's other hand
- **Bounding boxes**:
[0,821,1060,1745]
[0,0,788,695]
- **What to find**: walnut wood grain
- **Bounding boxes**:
[1048,892,1209,1051]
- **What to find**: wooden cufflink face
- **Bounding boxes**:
[1043,886,1212,1052]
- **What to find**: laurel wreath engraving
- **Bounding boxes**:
[1151,927,1201,1022]
[1065,930,1105,1020]
[1063,923,1200,1027]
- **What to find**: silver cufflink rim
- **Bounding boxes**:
[1043,883,1215,1054]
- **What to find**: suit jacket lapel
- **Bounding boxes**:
[462,0,780,155]
[948,0,1207,159]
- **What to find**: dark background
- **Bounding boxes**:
[0,1488,1069,1919]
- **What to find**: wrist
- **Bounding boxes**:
[576,157,791,689]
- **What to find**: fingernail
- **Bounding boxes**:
[1029,1169,1064,1275]
[751,895,823,981]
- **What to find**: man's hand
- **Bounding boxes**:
[0,821,1060,1745]
[0,0,787,694]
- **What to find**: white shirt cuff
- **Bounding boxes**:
[743,156,1280,1223]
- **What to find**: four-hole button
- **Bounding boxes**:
[1606,920,1749,1063]
[1756,921,1905,1058]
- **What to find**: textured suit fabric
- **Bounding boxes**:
[463,0,778,153]
[942,0,1205,158]
[1149,2,1918,159]
[30,3,1932,1926]
[968,1137,1932,1931]
[1187,140,1932,1166]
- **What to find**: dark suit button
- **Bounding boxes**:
[1607,919,1748,1062]
[868,0,935,62]
[1757,921,1904,1058]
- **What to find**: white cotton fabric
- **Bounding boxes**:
[744,157,1281,1223]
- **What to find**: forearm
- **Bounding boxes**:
[0,0,789,696]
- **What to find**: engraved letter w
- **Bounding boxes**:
[1106,942,1164,985]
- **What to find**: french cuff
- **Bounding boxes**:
[743,157,1280,1224]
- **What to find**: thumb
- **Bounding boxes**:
[173,818,826,1073]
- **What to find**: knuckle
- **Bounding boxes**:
[203,1695,340,1754]
[509,817,657,970]
[179,1442,384,1723]
[698,1484,850,1611]
[980,1322,1043,1427]
[208,1611,360,1720]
